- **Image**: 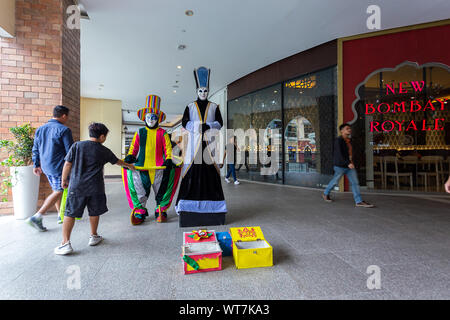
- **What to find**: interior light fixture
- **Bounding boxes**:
[78,3,90,20]
[177,65,182,69]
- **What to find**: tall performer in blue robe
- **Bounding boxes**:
[175,66,227,227]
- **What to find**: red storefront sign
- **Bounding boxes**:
[342,23,450,124]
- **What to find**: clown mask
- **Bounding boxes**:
[197,87,209,101]
[145,113,159,129]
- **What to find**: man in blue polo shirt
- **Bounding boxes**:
[27,105,74,231]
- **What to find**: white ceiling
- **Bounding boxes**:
[79,0,450,115]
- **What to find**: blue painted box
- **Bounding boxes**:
[216,232,233,256]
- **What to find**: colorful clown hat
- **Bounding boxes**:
[137,94,166,123]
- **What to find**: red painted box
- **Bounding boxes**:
[182,230,222,274]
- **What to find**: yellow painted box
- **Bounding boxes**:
[230,226,273,269]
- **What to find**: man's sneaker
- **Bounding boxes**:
[356,201,375,208]
[234,180,240,185]
[26,216,47,232]
[54,241,73,255]
[88,235,103,246]
[57,215,63,225]
[322,194,332,202]
[225,177,231,183]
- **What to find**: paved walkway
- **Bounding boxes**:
[0,180,449,300]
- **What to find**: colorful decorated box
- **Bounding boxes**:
[182,230,222,274]
[216,231,233,256]
[229,226,273,269]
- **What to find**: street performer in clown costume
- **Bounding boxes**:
[122,94,181,225]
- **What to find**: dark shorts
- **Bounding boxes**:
[45,174,63,192]
[64,193,108,218]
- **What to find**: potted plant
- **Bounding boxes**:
[0,124,40,220]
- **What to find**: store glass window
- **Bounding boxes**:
[227,84,283,184]
[227,66,338,188]
[283,67,337,188]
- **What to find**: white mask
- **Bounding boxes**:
[197,87,209,101]
[145,113,158,128]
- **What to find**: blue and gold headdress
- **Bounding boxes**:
[193,66,210,89]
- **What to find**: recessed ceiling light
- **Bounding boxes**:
[173,90,177,93]
[185,10,194,16]
[177,65,182,69]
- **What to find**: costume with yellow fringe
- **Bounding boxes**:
[175,67,227,227]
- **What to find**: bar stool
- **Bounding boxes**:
[437,156,450,185]
[383,156,413,191]
[373,156,384,189]
[417,156,443,192]
[401,155,419,188]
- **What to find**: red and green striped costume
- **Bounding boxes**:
[122,127,180,218]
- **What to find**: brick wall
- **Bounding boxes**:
[62,0,80,142]
[0,0,80,215]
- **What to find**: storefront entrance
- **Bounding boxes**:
[341,21,450,193]
[227,66,337,189]
[352,62,450,192]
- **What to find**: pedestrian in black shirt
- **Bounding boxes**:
[322,123,374,208]
[54,123,135,255]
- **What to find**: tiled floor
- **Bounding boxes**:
[0,180,449,300]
